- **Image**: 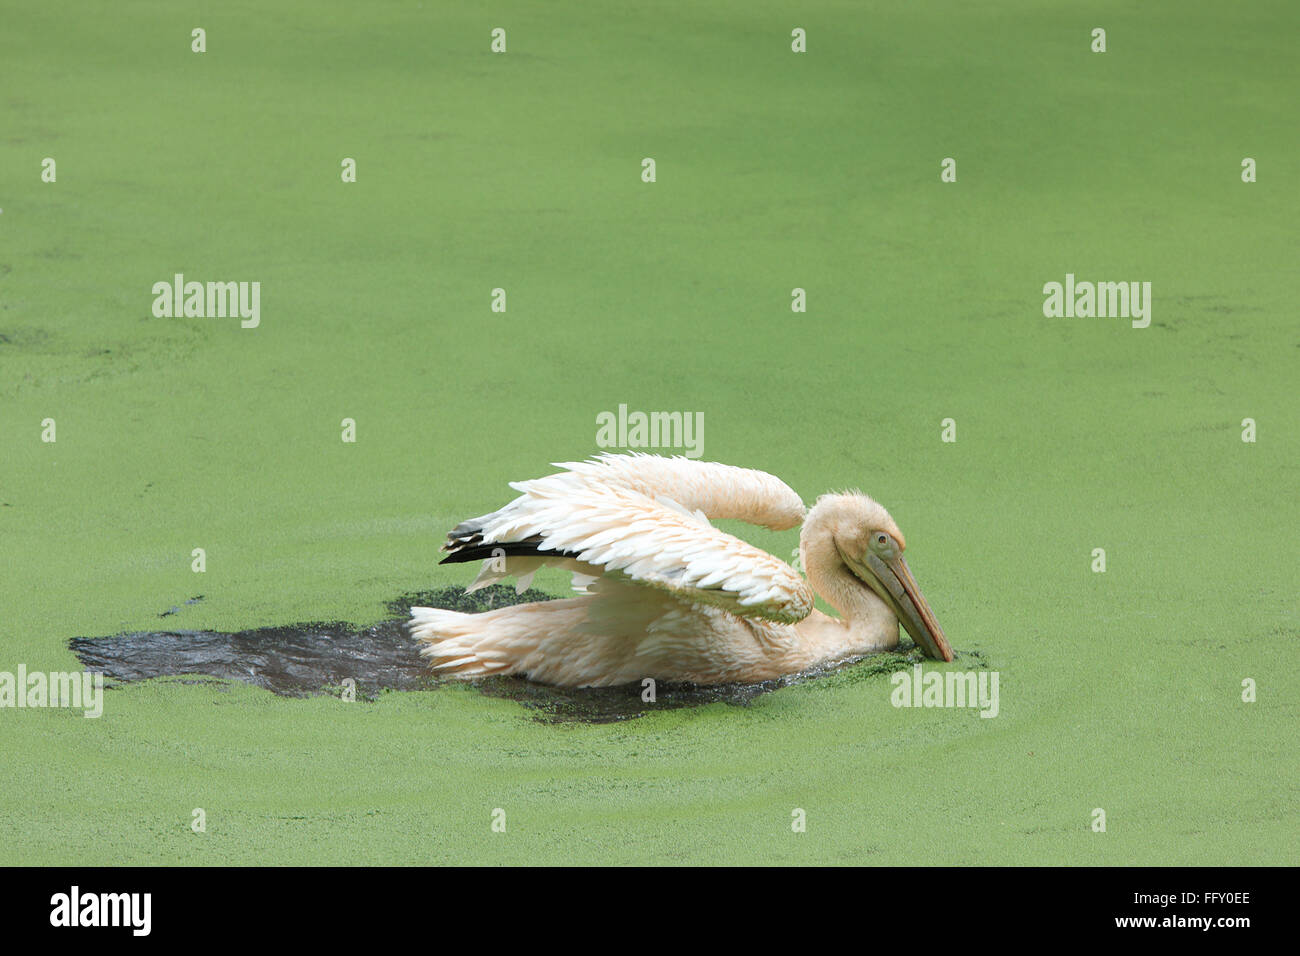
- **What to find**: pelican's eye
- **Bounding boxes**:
[869,532,896,556]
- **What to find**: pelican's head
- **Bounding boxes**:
[802,492,954,661]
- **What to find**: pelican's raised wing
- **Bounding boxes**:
[540,453,807,530]
[440,455,812,624]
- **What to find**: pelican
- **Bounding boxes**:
[409,454,953,687]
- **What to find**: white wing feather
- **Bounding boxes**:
[446,455,812,624]
[540,452,806,530]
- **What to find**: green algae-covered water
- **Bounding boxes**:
[1,1,1295,865]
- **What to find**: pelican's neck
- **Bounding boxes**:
[798,529,900,656]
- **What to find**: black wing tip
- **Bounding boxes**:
[439,540,577,566]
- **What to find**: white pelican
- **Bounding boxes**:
[409,454,953,687]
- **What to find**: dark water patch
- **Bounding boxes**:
[68,586,984,723]
[70,620,424,700]
[70,586,562,702]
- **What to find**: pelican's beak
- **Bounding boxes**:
[849,551,955,662]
